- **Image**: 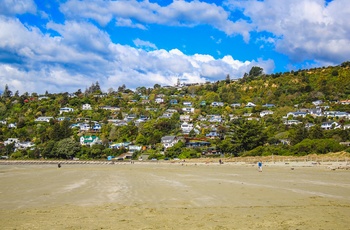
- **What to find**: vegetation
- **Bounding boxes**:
[1,62,350,160]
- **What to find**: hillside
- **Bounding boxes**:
[0,61,350,160]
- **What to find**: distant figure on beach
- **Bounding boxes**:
[58,163,61,168]
[258,161,262,172]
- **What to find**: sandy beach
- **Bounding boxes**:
[0,160,350,229]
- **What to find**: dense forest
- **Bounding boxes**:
[1,61,350,160]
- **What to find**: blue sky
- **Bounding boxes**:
[0,0,349,94]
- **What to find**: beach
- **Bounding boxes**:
[0,160,350,229]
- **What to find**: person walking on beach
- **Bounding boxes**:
[258,161,262,172]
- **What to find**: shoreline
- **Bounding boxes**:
[1,157,349,170]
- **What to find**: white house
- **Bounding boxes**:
[180,115,191,122]
[80,135,101,146]
[79,123,91,131]
[211,102,224,107]
[82,104,92,110]
[183,101,192,107]
[245,102,256,108]
[59,107,74,114]
[181,122,194,134]
[35,117,54,122]
[260,110,274,117]
[182,107,195,113]
[155,98,164,104]
[286,111,308,118]
[4,138,19,146]
[283,120,302,125]
[321,121,340,130]
[161,136,179,149]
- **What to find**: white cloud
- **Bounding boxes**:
[225,0,350,64]
[60,0,250,39]
[0,0,36,16]
[115,18,147,30]
[133,38,157,50]
[0,15,273,94]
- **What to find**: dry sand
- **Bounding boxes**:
[0,161,350,230]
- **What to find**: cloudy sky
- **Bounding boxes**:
[0,0,349,94]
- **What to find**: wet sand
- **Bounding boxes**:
[0,162,350,229]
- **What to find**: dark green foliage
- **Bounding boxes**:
[292,139,345,155]
[230,120,268,153]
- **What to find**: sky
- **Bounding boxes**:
[0,0,349,95]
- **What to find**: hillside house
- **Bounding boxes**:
[35,117,53,122]
[260,110,274,117]
[80,135,101,146]
[60,107,74,114]
[82,104,92,110]
[161,136,179,149]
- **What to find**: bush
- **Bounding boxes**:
[292,139,345,155]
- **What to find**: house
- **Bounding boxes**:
[4,138,19,146]
[92,123,102,132]
[211,102,224,107]
[340,99,350,105]
[260,110,274,117]
[262,103,275,108]
[183,101,192,107]
[161,136,179,149]
[15,141,35,150]
[286,111,308,118]
[124,114,137,122]
[207,115,222,123]
[35,117,54,122]
[186,140,211,148]
[312,100,323,106]
[60,107,74,114]
[109,142,130,149]
[283,120,302,125]
[182,107,195,113]
[181,122,194,134]
[231,103,241,108]
[57,117,70,121]
[8,123,17,128]
[245,102,256,108]
[170,99,178,105]
[99,106,120,111]
[155,98,164,104]
[321,121,340,130]
[206,131,220,138]
[128,145,142,152]
[159,113,173,119]
[82,104,92,110]
[180,115,191,122]
[80,135,101,146]
[79,123,91,131]
[325,111,350,119]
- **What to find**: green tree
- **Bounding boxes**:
[230,120,267,153]
[54,138,81,159]
[249,66,263,77]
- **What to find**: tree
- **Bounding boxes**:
[289,124,308,145]
[2,84,12,98]
[225,74,231,84]
[230,120,267,153]
[249,66,263,77]
[54,138,81,159]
